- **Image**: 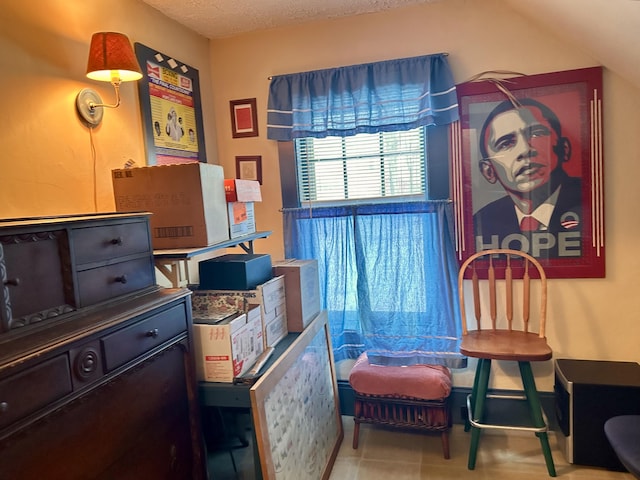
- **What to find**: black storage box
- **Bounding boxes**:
[199,253,272,290]
[555,359,640,470]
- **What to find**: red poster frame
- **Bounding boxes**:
[451,67,604,278]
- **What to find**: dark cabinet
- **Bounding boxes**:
[0,213,206,480]
[1,331,197,479]
[555,358,640,470]
[0,354,72,430]
[1,229,73,323]
[0,213,155,332]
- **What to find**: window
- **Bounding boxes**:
[295,128,426,204]
[280,124,464,369]
[271,54,463,368]
[280,124,450,208]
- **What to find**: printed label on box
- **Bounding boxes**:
[265,312,288,347]
[232,202,247,223]
[224,179,262,203]
[227,202,256,238]
[192,276,285,315]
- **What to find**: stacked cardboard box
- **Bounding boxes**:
[224,179,262,239]
[192,306,264,383]
[272,259,321,332]
[191,275,288,348]
[112,162,230,249]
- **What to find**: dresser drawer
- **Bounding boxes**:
[101,303,187,372]
[1,231,72,325]
[0,355,72,429]
[72,221,151,265]
[77,257,155,307]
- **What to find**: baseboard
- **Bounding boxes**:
[337,380,557,429]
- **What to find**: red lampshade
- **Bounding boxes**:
[85,32,142,82]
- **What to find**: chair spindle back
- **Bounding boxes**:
[459,249,547,338]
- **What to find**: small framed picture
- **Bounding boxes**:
[235,155,263,184]
[230,98,259,138]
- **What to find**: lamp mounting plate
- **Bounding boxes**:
[76,88,104,127]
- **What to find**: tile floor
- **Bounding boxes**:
[207,415,635,479]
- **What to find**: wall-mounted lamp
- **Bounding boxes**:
[76,32,142,127]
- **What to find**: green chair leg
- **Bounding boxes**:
[519,361,557,477]
[465,360,484,432]
[468,358,491,470]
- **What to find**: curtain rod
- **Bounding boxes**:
[267,52,449,80]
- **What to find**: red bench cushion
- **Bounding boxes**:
[349,352,452,400]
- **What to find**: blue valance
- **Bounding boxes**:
[267,53,459,141]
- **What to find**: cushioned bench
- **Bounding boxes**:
[604,415,640,479]
[348,352,453,459]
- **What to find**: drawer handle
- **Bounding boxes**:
[3,278,19,286]
[111,236,123,246]
[114,275,128,284]
[0,401,8,413]
[146,328,159,338]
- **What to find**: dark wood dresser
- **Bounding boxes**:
[0,213,207,480]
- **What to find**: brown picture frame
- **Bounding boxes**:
[235,155,263,184]
[230,98,259,138]
[452,66,604,278]
[250,312,343,479]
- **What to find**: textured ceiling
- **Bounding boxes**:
[141,0,640,89]
[502,0,640,90]
[140,0,443,39]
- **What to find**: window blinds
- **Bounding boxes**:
[295,128,426,203]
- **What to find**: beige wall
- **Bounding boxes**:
[2,0,639,391]
[209,0,640,390]
[0,0,214,217]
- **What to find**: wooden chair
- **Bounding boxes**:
[458,248,556,477]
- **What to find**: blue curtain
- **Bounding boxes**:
[267,53,458,140]
[283,201,466,368]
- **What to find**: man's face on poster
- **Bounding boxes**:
[480,106,559,196]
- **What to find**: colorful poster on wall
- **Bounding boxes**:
[451,67,605,278]
[134,43,207,165]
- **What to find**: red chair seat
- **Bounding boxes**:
[349,352,452,400]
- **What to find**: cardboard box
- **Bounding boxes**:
[199,253,272,290]
[227,202,256,239]
[273,259,321,332]
[191,275,288,348]
[224,179,262,203]
[193,307,264,383]
[264,304,288,347]
[112,162,230,249]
